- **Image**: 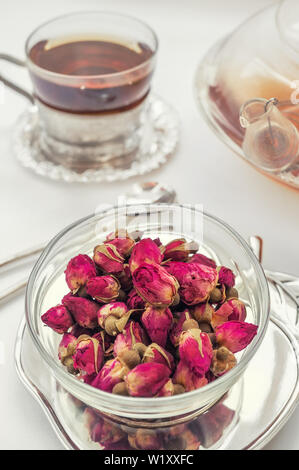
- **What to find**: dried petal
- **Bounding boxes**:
[179,329,213,376]
[141,305,173,347]
[143,343,175,371]
[93,243,124,273]
[125,363,171,397]
[62,293,99,329]
[114,265,133,292]
[92,359,129,393]
[211,298,246,328]
[189,253,217,268]
[58,333,77,364]
[93,331,114,356]
[218,267,235,288]
[215,321,258,353]
[129,429,162,450]
[86,275,120,303]
[165,262,218,305]
[133,262,179,307]
[73,335,103,375]
[105,230,135,257]
[173,361,208,392]
[41,305,74,334]
[64,254,97,293]
[164,238,198,262]
[129,238,163,274]
[210,346,237,377]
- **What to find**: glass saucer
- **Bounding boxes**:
[12,94,179,183]
[15,270,299,450]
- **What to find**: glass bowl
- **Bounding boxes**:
[25,204,270,449]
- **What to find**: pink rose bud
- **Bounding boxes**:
[179,329,213,376]
[92,358,129,393]
[133,262,179,307]
[215,321,258,353]
[211,299,246,328]
[86,275,120,303]
[73,335,104,376]
[127,288,146,310]
[170,309,194,347]
[173,361,208,392]
[129,238,164,274]
[164,238,198,262]
[64,254,97,294]
[218,267,236,288]
[105,230,135,258]
[125,363,171,397]
[165,262,218,305]
[189,253,217,268]
[97,302,131,336]
[143,343,175,371]
[156,379,174,397]
[62,293,99,329]
[113,321,147,357]
[192,303,214,324]
[41,305,74,334]
[93,243,124,273]
[93,331,114,356]
[114,265,133,292]
[58,333,77,363]
[141,305,173,347]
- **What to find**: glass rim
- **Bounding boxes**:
[25,10,158,81]
[25,204,270,415]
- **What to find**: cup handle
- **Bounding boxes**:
[0,53,34,104]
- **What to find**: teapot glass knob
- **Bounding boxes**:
[239,97,299,172]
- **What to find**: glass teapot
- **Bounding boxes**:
[194,0,299,189]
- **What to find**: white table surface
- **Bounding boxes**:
[1,0,298,450]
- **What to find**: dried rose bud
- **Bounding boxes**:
[156,378,174,397]
[129,238,164,274]
[93,331,114,357]
[210,346,237,377]
[215,321,258,353]
[113,321,147,357]
[192,303,214,324]
[62,293,99,329]
[112,382,129,396]
[93,243,124,273]
[189,253,217,268]
[128,429,162,450]
[127,288,145,310]
[105,230,135,258]
[58,333,77,373]
[97,302,131,336]
[165,262,218,305]
[125,363,171,397]
[41,305,74,334]
[92,358,129,393]
[164,238,198,262]
[170,309,193,347]
[179,329,213,376]
[143,343,175,371]
[133,262,179,307]
[73,335,103,376]
[64,254,97,294]
[86,275,120,303]
[226,286,239,300]
[118,348,141,369]
[218,266,235,288]
[114,265,132,292]
[141,305,173,347]
[211,298,246,328]
[209,287,225,304]
[91,418,126,446]
[173,361,208,392]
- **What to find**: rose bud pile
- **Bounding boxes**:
[41,231,258,398]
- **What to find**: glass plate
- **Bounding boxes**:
[12,94,179,183]
[15,271,299,450]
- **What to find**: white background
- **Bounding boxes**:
[1,0,299,450]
